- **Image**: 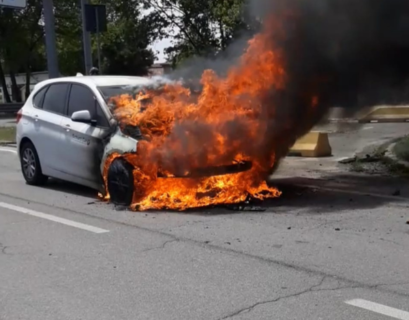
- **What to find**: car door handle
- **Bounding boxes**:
[34,115,39,122]
[65,124,70,132]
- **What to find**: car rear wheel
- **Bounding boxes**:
[107,158,134,206]
[20,141,48,185]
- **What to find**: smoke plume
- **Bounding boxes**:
[110,0,409,210]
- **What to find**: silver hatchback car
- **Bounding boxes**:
[16,75,158,205]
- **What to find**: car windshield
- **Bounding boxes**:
[98,85,139,102]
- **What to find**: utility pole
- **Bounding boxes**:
[42,0,59,78]
[80,0,93,74]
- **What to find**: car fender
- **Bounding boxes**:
[100,127,138,174]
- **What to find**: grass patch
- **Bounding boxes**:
[0,126,16,142]
[381,155,409,176]
[349,160,365,172]
[393,136,409,162]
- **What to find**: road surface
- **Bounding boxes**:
[0,123,409,320]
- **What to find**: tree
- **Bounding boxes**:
[0,0,45,101]
[143,0,261,66]
[98,0,156,75]
[0,0,159,95]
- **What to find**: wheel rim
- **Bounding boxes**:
[108,164,133,205]
[110,173,130,194]
[22,148,36,179]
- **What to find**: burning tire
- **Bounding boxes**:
[19,141,48,186]
[107,158,134,206]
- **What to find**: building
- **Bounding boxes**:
[0,71,49,103]
[147,63,172,77]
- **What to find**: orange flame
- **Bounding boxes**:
[104,21,292,211]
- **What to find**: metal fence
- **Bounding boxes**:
[0,103,24,114]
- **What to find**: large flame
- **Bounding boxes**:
[103,20,305,211]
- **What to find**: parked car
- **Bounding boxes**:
[16,75,252,206]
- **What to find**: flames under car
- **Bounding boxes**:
[157,161,252,178]
[107,157,253,207]
[104,124,254,207]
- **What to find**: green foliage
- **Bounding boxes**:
[393,136,409,162]
[0,0,157,78]
[0,0,45,72]
[143,0,260,65]
[0,0,256,85]
[98,0,155,75]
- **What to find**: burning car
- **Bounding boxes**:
[16,75,265,209]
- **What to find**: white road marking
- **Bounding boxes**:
[0,202,109,234]
[302,184,409,202]
[362,126,373,130]
[345,299,409,320]
[0,147,17,154]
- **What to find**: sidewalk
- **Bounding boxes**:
[0,117,16,128]
[271,122,409,186]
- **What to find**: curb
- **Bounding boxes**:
[337,138,399,164]
[0,141,16,147]
[326,106,409,123]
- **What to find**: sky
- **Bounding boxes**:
[150,38,172,63]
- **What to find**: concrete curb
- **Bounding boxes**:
[337,138,398,164]
[288,131,332,157]
[359,106,409,123]
[0,141,16,146]
[326,106,409,123]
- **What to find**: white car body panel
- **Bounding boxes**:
[100,127,138,174]
[16,75,154,192]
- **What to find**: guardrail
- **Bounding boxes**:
[0,103,24,114]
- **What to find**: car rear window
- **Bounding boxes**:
[33,86,48,109]
[42,83,69,115]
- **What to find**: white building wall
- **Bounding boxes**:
[0,71,49,103]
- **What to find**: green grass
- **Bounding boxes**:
[0,127,16,142]
[393,136,409,162]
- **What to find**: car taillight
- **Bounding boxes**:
[16,109,22,124]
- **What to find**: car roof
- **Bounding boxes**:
[35,75,156,89]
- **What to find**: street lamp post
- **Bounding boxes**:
[42,0,59,78]
[80,0,93,75]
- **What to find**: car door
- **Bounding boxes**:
[32,83,69,177]
[59,83,112,188]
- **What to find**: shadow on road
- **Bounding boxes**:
[190,173,409,215]
[265,173,409,214]
[39,178,98,198]
[34,173,409,214]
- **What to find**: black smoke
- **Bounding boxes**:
[259,0,409,106]
[249,0,409,161]
[170,0,409,113]
[134,0,409,176]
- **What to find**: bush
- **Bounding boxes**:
[393,136,409,162]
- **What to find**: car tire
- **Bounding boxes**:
[20,141,48,186]
[107,158,134,206]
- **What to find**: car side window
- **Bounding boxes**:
[33,86,48,109]
[68,84,109,127]
[42,84,69,115]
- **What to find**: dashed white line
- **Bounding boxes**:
[0,147,17,154]
[0,202,109,234]
[345,299,409,320]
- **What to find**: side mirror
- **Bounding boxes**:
[71,110,95,124]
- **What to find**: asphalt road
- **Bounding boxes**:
[1,124,409,320]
